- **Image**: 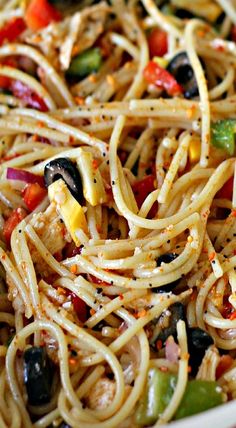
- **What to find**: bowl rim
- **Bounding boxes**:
[163,401,236,428]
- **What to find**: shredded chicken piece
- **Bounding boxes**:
[7,273,25,314]
[25,2,109,71]
[196,345,220,381]
[85,377,116,410]
[28,203,68,276]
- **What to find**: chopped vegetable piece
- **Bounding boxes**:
[187,328,214,375]
[189,138,201,163]
[10,80,49,112]
[216,176,234,200]
[143,61,183,96]
[71,293,88,323]
[48,179,88,246]
[7,167,45,187]
[135,368,223,426]
[216,354,234,379]
[132,175,157,218]
[221,295,234,319]
[44,158,83,204]
[3,207,27,245]
[22,183,47,212]
[0,17,26,46]
[167,52,199,99]
[153,303,185,347]
[135,368,176,426]
[24,346,53,406]
[231,25,236,43]
[175,379,223,419]
[67,48,102,78]
[148,28,168,58]
[211,119,236,156]
[25,0,62,31]
[154,253,180,292]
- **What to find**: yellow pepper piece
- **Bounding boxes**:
[189,138,201,164]
[48,179,88,246]
[153,56,168,69]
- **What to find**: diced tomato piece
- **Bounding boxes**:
[71,294,88,323]
[0,17,26,46]
[3,207,27,244]
[217,177,233,200]
[143,61,183,96]
[216,355,234,379]
[0,75,11,89]
[148,28,168,58]
[25,0,62,31]
[22,183,47,212]
[132,175,158,218]
[221,295,234,319]
[10,80,48,111]
[88,273,111,287]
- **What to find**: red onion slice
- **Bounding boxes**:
[165,336,180,363]
[6,167,45,187]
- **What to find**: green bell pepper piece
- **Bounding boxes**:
[135,369,177,426]
[67,47,102,78]
[175,379,223,419]
[211,119,236,156]
[135,368,223,426]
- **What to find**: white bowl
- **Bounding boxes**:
[163,402,236,428]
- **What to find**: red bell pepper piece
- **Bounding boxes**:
[0,17,26,46]
[22,183,47,212]
[3,207,27,244]
[132,175,158,218]
[148,28,168,58]
[216,177,233,200]
[216,355,234,379]
[143,61,183,96]
[71,293,88,323]
[25,0,62,31]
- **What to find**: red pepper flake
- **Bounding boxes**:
[136,309,147,318]
[70,264,77,274]
[69,358,77,366]
[156,339,163,350]
[74,96,85,105]
[208,252,216,262]
[37,121,45,128]
[90,308,96,316]
[119,294,124,300]
[92,159,99,170]
[160,366,168,372]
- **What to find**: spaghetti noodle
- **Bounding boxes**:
[0,0,235,427]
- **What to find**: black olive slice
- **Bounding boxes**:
[167,52,199,99]
[150,303,185,350]
[153,253,181,293]
[23,346,53,406]
[188,327,214,375]
[175,9,195,19]
[44,157,83,204]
